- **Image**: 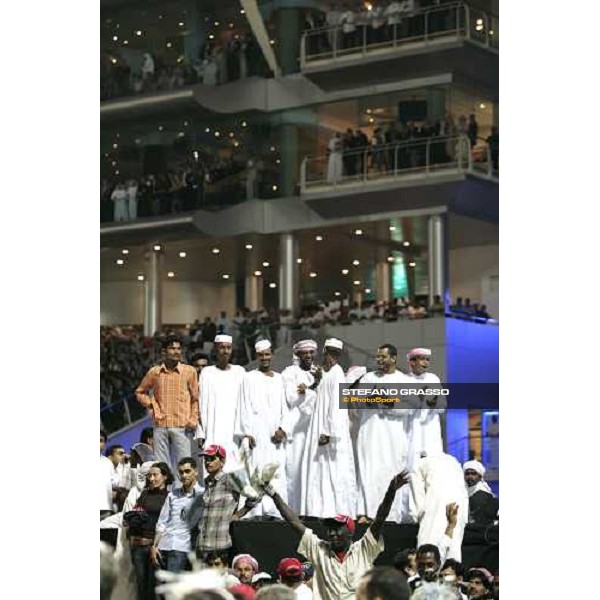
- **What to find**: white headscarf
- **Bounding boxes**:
[463,460,494,497]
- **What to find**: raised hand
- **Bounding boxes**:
[389,470,410,491]
[446,502,459,526]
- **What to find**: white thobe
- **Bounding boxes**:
[100,456,114,512]
[199,364,245,472]
[281,364,318,512]
[326,137,343,183]
[355,370,414,522]
[236,369,290,517]
[406,371,444,459]
[299,364,357,518]
[411,453,469,561]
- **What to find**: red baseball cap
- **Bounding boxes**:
[324,514,356,534]
[276,558,303,576]
[201,444,227,459]
[227,584,255,600]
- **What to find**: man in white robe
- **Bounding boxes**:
[463,460,498,526]
[198,334,245,473]
[236,339,290,518]
[299,338,357,518]
[355,343,413,523]
[406,347,445,460]
[411,452,468,562]
[281,339,320,513]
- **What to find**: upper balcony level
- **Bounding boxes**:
[300,2,498,94]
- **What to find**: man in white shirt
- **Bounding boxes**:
[261,471,410,600]
[355,344,413,523]
[277,558,313,599]
[100,430,114,517]
[236,339,290,517]
[105,444,132,511]
[111,183,128,222]
[340,8,357,50]
[198,334,246,472]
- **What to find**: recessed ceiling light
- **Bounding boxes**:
[215,131,220,137]
[355,229,363,235]
[240,8,245,13]
[205,127,210,133]
[121,249,129,255]
[179,251,187,258]
[241,121,247,127]
[353,280,361,285]
[112,143,118,149]
[178,21,184,27]
[272,185,278,191]
[296,258,303,264]
[270,146,276,152]
[403,241,411,247]
[387,256,394,262]
[167,42,172,48]
[136,30,142,36]
[222,274,230,280]
[112,35,118,41]
[245,244,253,250]
[116,259,124,265]
[408,261,416,268]
[167,271,175,278]
[365,288,372,294]
[366,108,372,114]
[479,103,486,109]
[269,282,277,289]
[342,269,349,275]
[211,247,220,254]
[334,292,341,297]
[315,235,323,241]
[262,261,270,267]
[389,225,396,231]
[137,275,144,281]
[254,270,262,276]
[309,272,317,278]
[153,244,162,251]
[352,260,360,266]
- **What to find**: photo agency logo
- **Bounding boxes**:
[338,383,499,410]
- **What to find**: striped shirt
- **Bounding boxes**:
[156,482,203,552]
[135,362,199,428]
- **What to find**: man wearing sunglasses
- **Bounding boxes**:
[150,457,203,573]
[192,445,258,565]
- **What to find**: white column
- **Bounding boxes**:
[375,261,391,303]
[245,274,263,311]
[278,233,298,315]
[427,214,448,307]
[143,247,162,336]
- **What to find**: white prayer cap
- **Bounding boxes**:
[463,460,486,477]
[324,338,344,350]
[214,334,233,344]
[255,339,272,352]
[293,339,318,354]
[407,347,432,360]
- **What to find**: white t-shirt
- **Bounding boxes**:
[295,583,313,600]
[297,527,384,600]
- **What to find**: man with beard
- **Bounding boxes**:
[236,339,290,517]
[463,460,498,526]
[199,334,245,472]
[281,339,321,513]
[261,471,410,600]
[232,554,260,585]
[299,338,356,518]
[355,344,413,523]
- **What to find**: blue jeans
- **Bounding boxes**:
[153,427,194,475]
[162,550,190,573]
[130,546,156,600]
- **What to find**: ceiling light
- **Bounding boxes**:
[111,58,117,64]
[167,271,175,278]
[476,18,483,25]
[272,185,278,191]
[136,30,142,36]
[270,39,275,45]
[215,131,220,137]
[270,146,276,152]
[254,270,262,276]
[233,141,240,147]
[137,275,144,281]
[335,292,341,297]
[352,259,360,266]
[240,9,245,14]
[366,108,372,114]
[489,30,494,35]
[112,35,118,41]
[112,143,118,149]
[315,235,323,241]
[262,261,270,267]
[387,256,394,262]
[296,258,303,264]
[341,269,349,275]
[228,132,234,138]
[214,21,220,26]
[167,42,172,48]
[365,288,372,294]
[222,274,230,280]
[269,282,277,289]
[389,225,396,231]
[178,22,184,27]
[408,261,416,267]
[403,241,411,247]
[121,249,129,255]
[179,251,187,258]
[116,259,124,265]
[209,34,215,40]
[479,103,486,109]
[355,229,363,235]
[276,159,281,164]
[245,244,253,250]
[205,127,210,133]
[158,126,164,131]
[229,23,234,28]
[241,121,247,127]
[211,247,220,254]
[309,272,317,278]
[353,280,361,285]
[153,244,162,251]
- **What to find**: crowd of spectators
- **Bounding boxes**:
[101,33,270,101]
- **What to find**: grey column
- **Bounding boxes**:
[279,233,298,315]
[427,214,448,307]
[245,274,263,311]
[143,248,162,336]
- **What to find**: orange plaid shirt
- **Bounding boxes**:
[135,362,199,428]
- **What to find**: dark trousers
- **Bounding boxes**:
[131,546,156,600]
[163,550,190,573]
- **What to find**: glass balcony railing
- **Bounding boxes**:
[300,134,497,193]
[300,2,498,67]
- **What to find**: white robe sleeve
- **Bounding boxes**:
[198,370,208,439]
[410,463,426,522]
[323,366,345,440]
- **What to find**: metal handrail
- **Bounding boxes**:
[300,1,498,66]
